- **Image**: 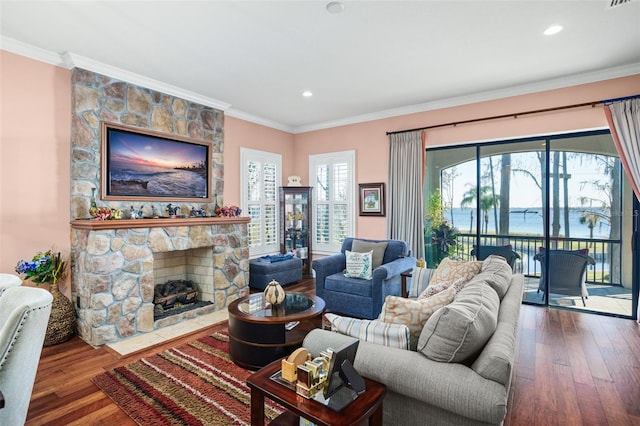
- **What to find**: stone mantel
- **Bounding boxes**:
[71,216,250,231]
[70,216,250,347]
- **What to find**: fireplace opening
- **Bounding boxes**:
[153,279,213,320]
[152,248,216,322]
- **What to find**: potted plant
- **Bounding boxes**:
[15,249,75,346]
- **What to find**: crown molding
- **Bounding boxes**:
[1,36,231,111]
[62,52,231,111]
[1,36,66,66]
[224,108,294,133]
[292,62,640,134]
[3,35,639,134]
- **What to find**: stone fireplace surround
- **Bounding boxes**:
[68,68,241,347]
[71,217,249,347]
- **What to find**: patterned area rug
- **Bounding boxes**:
[92,329,283,425]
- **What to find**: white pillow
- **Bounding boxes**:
[344,250,373,279]
[325,313,410,350]
[418,276,467,299]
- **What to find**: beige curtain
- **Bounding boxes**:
[387,131,425,259]
[604,98,640,322]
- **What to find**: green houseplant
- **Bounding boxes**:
[425,190,458,267]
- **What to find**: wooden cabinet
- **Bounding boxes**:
[279,186,312,277]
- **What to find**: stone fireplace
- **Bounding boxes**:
[71,217,249,347]
[67,67,240,347]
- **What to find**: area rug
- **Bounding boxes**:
[92,328,283,425]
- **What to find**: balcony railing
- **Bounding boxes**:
[443,233,622,286]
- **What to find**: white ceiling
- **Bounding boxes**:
[2,1,640,133]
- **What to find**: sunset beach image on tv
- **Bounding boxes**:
[102,123,211,201]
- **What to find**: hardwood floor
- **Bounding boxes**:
[26,279,640,425]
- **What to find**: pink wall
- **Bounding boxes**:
[224,116,296,207]
[1,51,71,279]
[293,75,640,239]
[1,48,638,275]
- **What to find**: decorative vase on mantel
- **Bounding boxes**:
[214,193,222,217]
[43,281,76,347]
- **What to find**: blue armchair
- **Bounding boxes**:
[312,237,416,319]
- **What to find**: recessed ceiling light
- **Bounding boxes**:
[543,25,563,36]
[302,91,313,97]
[326,1,344,14]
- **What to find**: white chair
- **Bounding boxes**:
[0,274,22,295]
[0,286,53,425]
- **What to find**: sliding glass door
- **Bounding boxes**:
[424,130,637,318]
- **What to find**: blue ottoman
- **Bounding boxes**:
[250,257,303,290]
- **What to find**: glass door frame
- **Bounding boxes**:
[425,129,637,320]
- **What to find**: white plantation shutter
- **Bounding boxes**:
[241,149,281,256]
[332,163,350,244]
[332,204,349,244]
[316,164,330,245]
[263,163,278,246]
[310,151,355,253]
[316,204,330,245]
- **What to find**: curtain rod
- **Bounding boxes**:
[385,93,640,136]
[386,101,598,136]
[601,93,640,104]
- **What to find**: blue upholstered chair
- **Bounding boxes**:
[312,237,416,319]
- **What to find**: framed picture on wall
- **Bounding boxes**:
[101,122,212,202]
[358,183,385,216]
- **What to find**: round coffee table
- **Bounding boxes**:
[228,292,325,370]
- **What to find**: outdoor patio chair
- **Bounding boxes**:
[471,244,520,271]
[534,249,595,306]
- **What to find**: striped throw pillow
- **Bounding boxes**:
[325,313,410,350]
[408,266,434,298]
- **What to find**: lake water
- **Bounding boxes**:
[110,164,207,198]
[444,207,611,239]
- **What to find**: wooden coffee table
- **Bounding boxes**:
[228,292,325,370]
[247,358,386,426]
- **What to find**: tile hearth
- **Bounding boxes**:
[106,309,229,357]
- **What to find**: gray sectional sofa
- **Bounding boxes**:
[303,259,524,426]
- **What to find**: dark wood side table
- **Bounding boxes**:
[247,358,386,426]
[400,271,412,298]
[228,293,325,370]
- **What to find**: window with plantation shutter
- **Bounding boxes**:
[310,151,355,253]
[241,148,281,257]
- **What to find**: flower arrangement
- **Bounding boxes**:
[15,249,67,288]
[90,206,123,220]
[219,205,242,217]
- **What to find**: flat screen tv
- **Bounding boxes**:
[101,122,212,202]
